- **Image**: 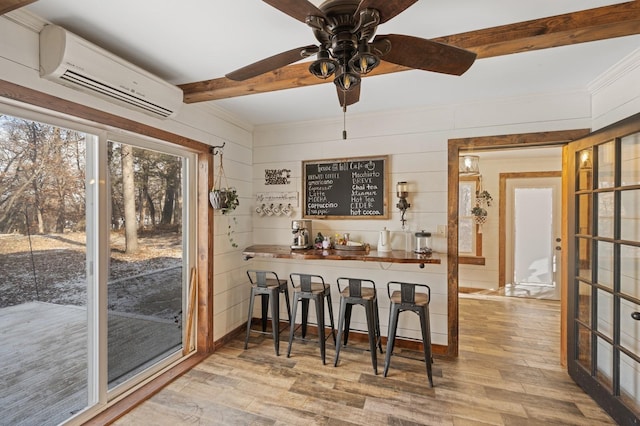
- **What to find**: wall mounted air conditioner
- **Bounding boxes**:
[39,24,183,119]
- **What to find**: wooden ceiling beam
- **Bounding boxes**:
[180,1,640,103]
[0,0,38,15]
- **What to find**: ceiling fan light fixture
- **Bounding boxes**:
[349,42,380,75]
[334,67,361,91]
[309,48,338,79]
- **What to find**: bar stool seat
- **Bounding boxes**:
[383,281,434,387]
[334,277,383,374]
[244,270,291,356]
[287,273,336,364]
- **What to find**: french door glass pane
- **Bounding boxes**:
[621,245,640,299]
[620,298,640,358]
[577,323,592,371]
[577,238,592,280]
[597,289,614,340]
[596,337,613,391]
[597,192,614,239]
[620,352,640,414]
[621,132,640,186]
[596,241,614,289]
[107,141,183,388]
[620,189,640,241]
[578,194,592,235]
[597,141,615,189]
[577,148,593,190]
[0,115,89,425]
[578,281,592,325]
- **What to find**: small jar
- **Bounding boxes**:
[322,236,331,249]
[414,230,432,254]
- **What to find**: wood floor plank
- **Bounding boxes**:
[116,295,616,425]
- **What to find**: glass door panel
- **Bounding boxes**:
[0,114,90,425]
[620,352,640,412]
[596,241,614,289]
[597,192,614,239]
[621,133,640,186]
[621,189,640,241]
[597,141,615,189]
[107,141,184,389]
[620,245,640,299]
[596,337,614,390]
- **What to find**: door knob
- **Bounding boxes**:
[632,312,640,320]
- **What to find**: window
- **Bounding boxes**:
[459,177,483,259]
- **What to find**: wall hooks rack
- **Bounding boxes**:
[210,142,225,156]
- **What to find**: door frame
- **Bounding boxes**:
[447,129,590,358]
[499,171,562,289]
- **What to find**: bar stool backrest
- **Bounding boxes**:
[290,273,325,292]
[387,281,430,304]
[336,277,375,297]
[247,269,279,288]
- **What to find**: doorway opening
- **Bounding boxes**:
[447,128,591,359]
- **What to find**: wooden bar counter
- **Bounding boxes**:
[242,245,440,268]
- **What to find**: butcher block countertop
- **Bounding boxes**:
[242,245,441,267]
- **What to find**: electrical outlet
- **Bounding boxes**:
[437,225,446,235]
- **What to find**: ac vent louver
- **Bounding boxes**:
[60,70,174,118]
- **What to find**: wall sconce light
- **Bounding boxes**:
[459,155,480,176]
[396,181,411,229]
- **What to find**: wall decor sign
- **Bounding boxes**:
[255,191,299,206]
[264,168,291,185]
[302,155,388,219]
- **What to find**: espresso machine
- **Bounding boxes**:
[291,219,312,249]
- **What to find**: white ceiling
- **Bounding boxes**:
[23,0,640,127]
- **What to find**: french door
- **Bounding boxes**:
[567,114,640,424]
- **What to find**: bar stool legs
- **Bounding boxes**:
[244,270,291,356]
[383,281,433,387]
[334,278,383,375]
[287,273,336,365]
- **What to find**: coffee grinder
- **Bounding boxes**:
[291,219,312,249]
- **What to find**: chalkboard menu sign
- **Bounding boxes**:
[302,155,388,219]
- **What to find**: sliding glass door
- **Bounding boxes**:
[0,107,196,424]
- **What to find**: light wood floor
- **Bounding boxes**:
[115,294,615,425]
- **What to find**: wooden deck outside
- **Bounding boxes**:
[0,302,181,426]
[115,294,615,425]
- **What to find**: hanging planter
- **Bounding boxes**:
[475,190,493,208]
[209,152,239,215]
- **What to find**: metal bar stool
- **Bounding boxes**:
[245,270,291,356]
[334,277,383,374]
[286,273,336,364]
[383,281,434,387]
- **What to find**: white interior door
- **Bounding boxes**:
[506,177,562,287]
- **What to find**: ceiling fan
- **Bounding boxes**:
[225,0,477,109]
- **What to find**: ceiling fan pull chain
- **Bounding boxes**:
[342,91,348,140]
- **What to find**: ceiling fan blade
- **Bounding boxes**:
[226,45,318,81]
[377,34,476,76]
[354,0,418,24]
[337,85,361,108]
[262,0,326,23]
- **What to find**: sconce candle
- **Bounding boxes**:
[396,181,411,229]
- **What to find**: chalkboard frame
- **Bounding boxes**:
[302,155,389,219]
